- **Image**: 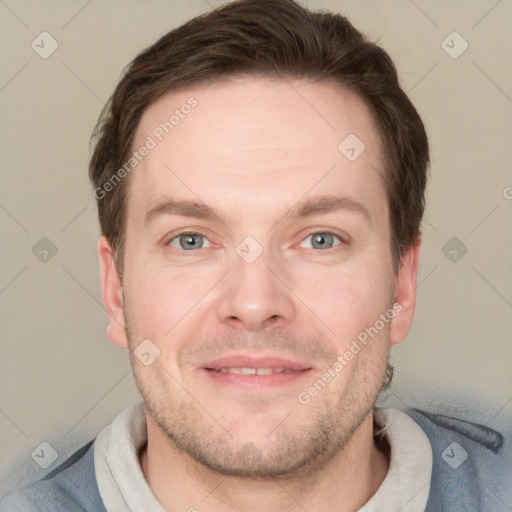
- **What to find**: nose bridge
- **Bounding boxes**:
[216,235,296,331]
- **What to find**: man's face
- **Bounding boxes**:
[101,76,416,477]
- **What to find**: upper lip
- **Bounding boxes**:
[201,353,312,371]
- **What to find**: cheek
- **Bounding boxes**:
[123,271,181,338]
[295,265,392,345]
[123,264,219,347]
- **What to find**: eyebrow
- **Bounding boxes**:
[143,194,371,227]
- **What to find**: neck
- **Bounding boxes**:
[139,410,390,512]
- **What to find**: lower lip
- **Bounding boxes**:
[201,368,313,389]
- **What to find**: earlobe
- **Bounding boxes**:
[390,238,421,346]
[97,236,128,348]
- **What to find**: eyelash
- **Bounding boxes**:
[165,230,346,254]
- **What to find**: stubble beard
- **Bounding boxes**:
[124,309,390,480]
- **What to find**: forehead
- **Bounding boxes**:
[127,75,386,226]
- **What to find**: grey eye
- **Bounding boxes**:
[169,233,211,251]
[300,232,341,250]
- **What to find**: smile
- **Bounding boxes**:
[208,367,301,375]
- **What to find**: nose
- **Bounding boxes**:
[216,244,297,332]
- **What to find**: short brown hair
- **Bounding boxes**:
[89,0,429,276]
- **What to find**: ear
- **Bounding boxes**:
[97,235,128,348]
[390,238,421,346]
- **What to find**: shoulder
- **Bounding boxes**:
[404,408,512,512]
[0,439,106,512]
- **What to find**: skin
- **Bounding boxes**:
[98,75,420,511]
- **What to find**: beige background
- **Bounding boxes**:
[1,0,511,498]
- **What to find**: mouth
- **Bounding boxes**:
[208,367,299,375]
[200,354,313,390]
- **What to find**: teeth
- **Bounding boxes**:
[216,367,287,375]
